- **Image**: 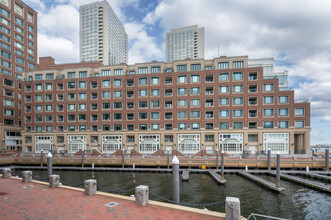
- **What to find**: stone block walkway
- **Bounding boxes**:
[0,177,224,219]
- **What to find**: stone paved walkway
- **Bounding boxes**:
[0,177,224,220]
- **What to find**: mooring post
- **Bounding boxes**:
[326,149,329,171]
[122,149,125,168]
[267,149,271,170]
[82,150,85,168]
[276,151,280,188]
[167,150,170,169]
[221,151,225,179]
[172,155,180,203]
[40,149,43,167]
[47,152,53,177]
[216,149,219,170]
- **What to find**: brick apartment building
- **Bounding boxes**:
[0,0,38,151]
[20,56,310,155]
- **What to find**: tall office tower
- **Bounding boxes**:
[80,0,128,65]
[0,0,38,151]
[166,25,204,62]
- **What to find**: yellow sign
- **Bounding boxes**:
[201,165,206,169]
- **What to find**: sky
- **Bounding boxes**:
[24,0,331,145]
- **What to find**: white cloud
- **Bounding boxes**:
[38,33,79,63]
[124,23,163,64]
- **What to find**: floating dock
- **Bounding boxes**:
[182,170,190,181]
[237,171,284,192]
[268,172,331,193]
[296,172,331,182]
[208,170,227,184]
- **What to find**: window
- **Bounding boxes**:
[233,97,243,105]
[218,62,229,69]
[190,87,200,95]
[178,111,187,119]
[101,70,110,76]
[36,126,42,132]
[295,121,304,128]
[219,73,229,81]
[177,65,187,72]
[165,135,173,142]
[79,81,86,89]
[68,104,75,110]
[102,114,110,120]
[3,78,14,87]
[139,124,148,130]
[233,61,243,68]
[45,105,53,111]
[190,75,200,83]
[67,82,75,89]
[1,60,11,68]
[15,17,23,26]
[263,121,274,128]
[4,109,13,116]
[45,115,53,122]
[79,114,86,121]
[295,108,304,116]
[138,67,148,74]
[151,100,160,108]
[139,89,147,97]
[151,89,160,96]
[114,79,122,87]
[248,134,258,142]
[79,71,87,78]
[28,25,34,32]
[219,122,229,129]
[249,72,257,80]
[139,101,147,108]
[219,98,229,106]
[102,80,110,87]
[278,121,288,128]
[249,122,257,129]
[151,112,160,119]
[79,93,86,100]
[206,75,214,82]
[190,123,200,129]
[114,69,123,75]
[278,96,289,104]
[190,111,200,118]
[178,75,187,83]
[113,91,121,98]
[67,72,75,78]
[103,92,112,99]
[35,95,42,101]
[233,72,243,80]
[139,77,147,85]
[278,108,289,116]
[68,93,75,100]
[79,104,86,110]
[4,99,14,106]
[114,102,122,109]
[1,50,11,59]
[178,88,187,95]
[190,99,200,107]
[233,85,243,93]
[264,84,274,92]
[233,110,243,117]
[177,99,187,107]
[219,110,229,118]
[46,73,54,80]
[263,96,274,104]
[139,113,148,119]
[191,64,201,71]
[102,103,111,109]
[0,8,10,18]
[35,84,42,91]
[151,66,161,73]
[151,77,160,85]
[178,123,187,130]
[114,113,122,120]
[219,86,229,93]
[264,109,274,117]
[233,122,243,129]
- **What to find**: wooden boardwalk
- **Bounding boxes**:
[237,171,284,192]
[296,172,331,182]
[207,170,227,184]
[182,170,190,181]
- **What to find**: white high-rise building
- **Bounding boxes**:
[80,1,128,65]
[165,25,204,62]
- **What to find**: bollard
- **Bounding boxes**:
[22,171,32,182]
[267,149,271,170]
[84,179,97,195]
[276,151,281,188]
[122,149,125,168]
[82,150,85,168]
[225,197,241,220]
[2,168,11,178]
[245,165,248,172]
[49,175,60,188]
[135,185,149,206]
[167,150,170,169]
[221,151,225,179]
[172,156,180,203]
[216,149,219,170]
[40,149,43,167]
[47,152,53,177]
[306,166,309,172]
[92,163,95,169]
[326,149,329,171]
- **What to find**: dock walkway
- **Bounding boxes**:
[237,171,284,192]
[296,172,331,182]
[208,170,227,184]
